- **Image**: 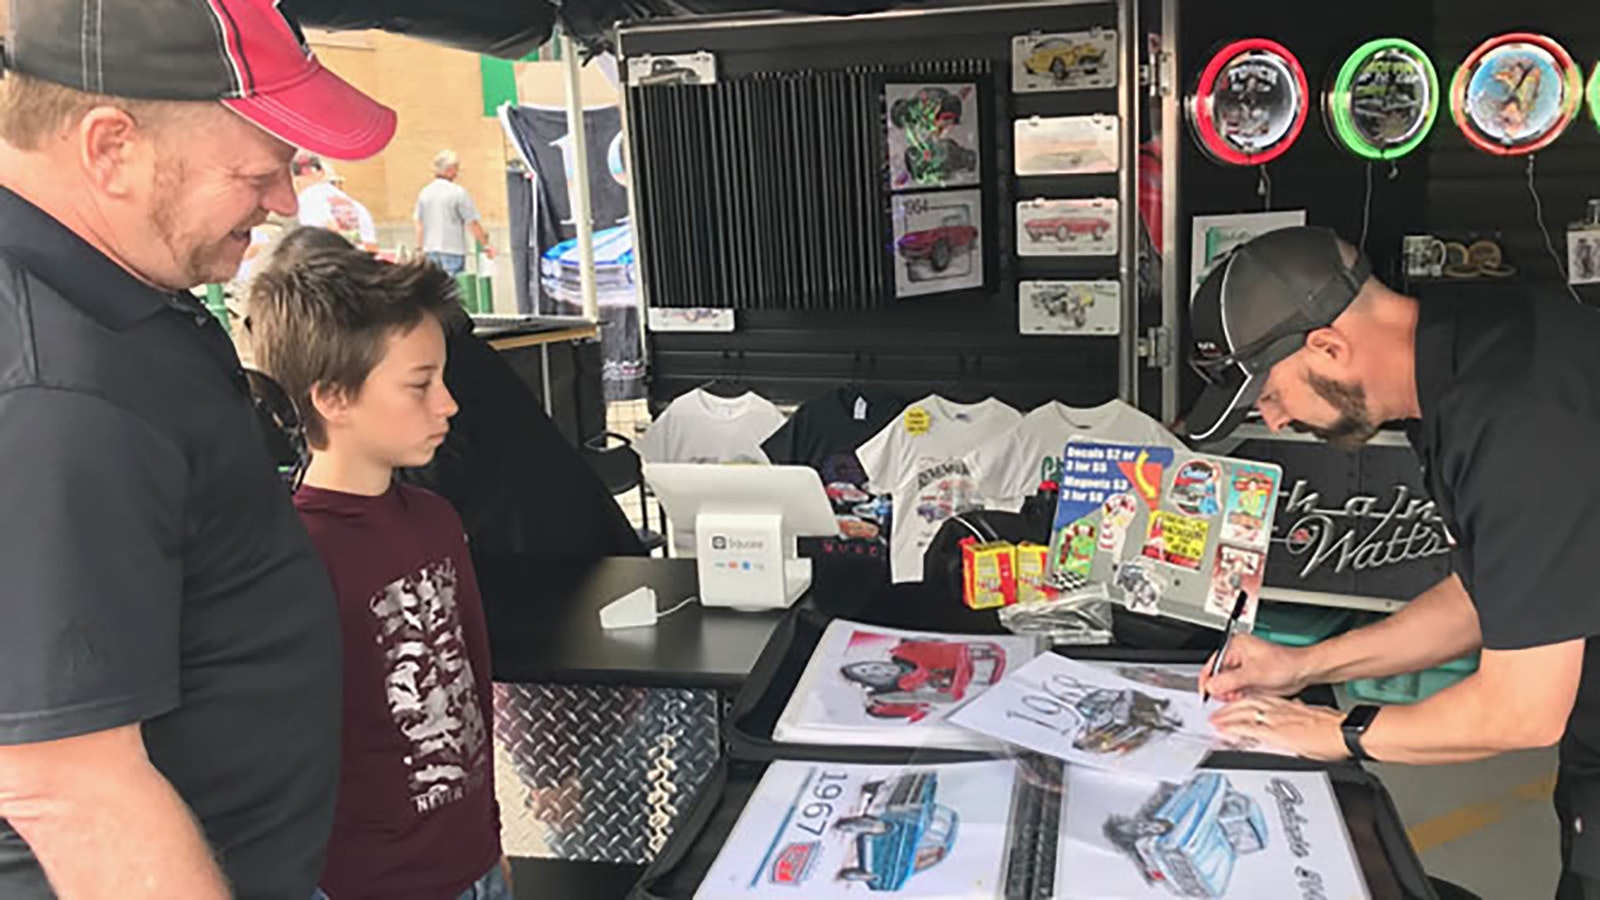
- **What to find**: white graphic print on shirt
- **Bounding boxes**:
[367,558,489,814]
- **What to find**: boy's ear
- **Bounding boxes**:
[308,381,355,431]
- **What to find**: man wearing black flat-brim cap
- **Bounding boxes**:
[1191,225,1600,897]
[0,1,395,898]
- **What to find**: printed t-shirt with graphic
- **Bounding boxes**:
[761,387,907,563]
[966,400,1179,511]
[295,481,501,900]
[636,388,788,554]
[298,181,379,249]
[857,395,1022,583]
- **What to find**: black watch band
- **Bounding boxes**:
[1341,704,1381,762]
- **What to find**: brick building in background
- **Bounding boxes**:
[307,30,621,312]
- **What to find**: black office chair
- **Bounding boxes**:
[582,431,668,556]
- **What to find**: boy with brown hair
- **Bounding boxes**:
[249,227,510,900]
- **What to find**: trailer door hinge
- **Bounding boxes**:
[1137,326,1174,369]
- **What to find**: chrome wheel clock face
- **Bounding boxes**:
[1451,32,1581,156]
[1189,38,1309,166]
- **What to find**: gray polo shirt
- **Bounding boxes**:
[0,188,342,900]
[415,177,480,256]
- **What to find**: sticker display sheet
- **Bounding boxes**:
[695,759,1019,899]
[1012,29,1118,93]
[1016,198,1119,257]
[1056,767,1371,900]
[774,619,1044,749]
[893,190,985,299]
[1047,440,1284,632]
[1014,115,1119,175]
[1019,280,1121,336]
[886,83,982,191]
[948,654,1217,780]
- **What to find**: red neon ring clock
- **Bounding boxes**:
[1450,32,1582,156]
[1188,38,1310,166]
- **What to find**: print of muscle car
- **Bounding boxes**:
[897,214,978,272]
[1105,772,1269,897]
[1024,214,1111,243]
[841,639,1006,722]
[1025,41,1108,81]
[834,771,959,891]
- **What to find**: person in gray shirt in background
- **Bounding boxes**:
[415,149,495,276]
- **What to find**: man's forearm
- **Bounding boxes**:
[1361,643,1579,764]
[414,220,425,253]
[1304,574,1481,684]
[470,221,491,249]
[1,731,229,898]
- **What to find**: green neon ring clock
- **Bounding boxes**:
[1589,64,1600,130]
[1324,38,1439,160]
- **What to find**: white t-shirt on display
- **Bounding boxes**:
[856,395,1023,584]
[297,181,378,248]
[966,400,1179,511]
[636,389,788,555]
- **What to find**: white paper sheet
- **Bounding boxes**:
[775,619,1042,749]
[948,654,1215,779]
[1056,767,1370,899]
[695,759,1019,899]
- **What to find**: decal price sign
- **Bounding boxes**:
[1325,38,1440,160]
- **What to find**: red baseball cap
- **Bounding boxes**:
[6,0,396,160]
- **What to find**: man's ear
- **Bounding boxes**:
[77,106,149,198]
[1303,326,1353,369]
[309,381,354,432]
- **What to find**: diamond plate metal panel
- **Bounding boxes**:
[492,683,721,863]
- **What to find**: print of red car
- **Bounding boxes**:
[1025,215,1111,243]
[897,215,978,272]
[841,639,1006,722]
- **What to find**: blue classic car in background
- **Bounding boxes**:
[1107,772,1269,898]
[833,771,960,891]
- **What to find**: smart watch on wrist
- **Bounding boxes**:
[1341,704,1381,762]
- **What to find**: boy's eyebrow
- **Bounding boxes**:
[409,362,442,372]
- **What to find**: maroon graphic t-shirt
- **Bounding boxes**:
[295,481,501,900]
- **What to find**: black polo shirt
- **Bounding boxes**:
[0,189,341,898]
[1407,288,1600,775]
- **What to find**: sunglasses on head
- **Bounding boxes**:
[244,368,309,492]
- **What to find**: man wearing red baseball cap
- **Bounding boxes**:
[0,2,394,899]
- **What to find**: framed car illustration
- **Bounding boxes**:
[892,189,984,298]
[1012,28,1118,93]
[885,82,982,190]
[1016,197,1119,257]
[1019,279,1121,335]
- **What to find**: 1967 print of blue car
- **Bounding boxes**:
[833,772,960,891]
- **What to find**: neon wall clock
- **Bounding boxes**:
[1450,32,1582,156]
[1189,38,1310,166]
[1325,38,1440,160]
[1588,64,1600,130]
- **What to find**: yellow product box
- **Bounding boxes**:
[962,540,1017,610]
[1015,542,1053,604]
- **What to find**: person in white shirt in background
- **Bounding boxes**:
[291,151,378,252]
[415,149,494,276]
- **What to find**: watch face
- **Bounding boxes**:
[1451,32,1582,156]
[1189,38,1309,166]
[1326,38,1439,160]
